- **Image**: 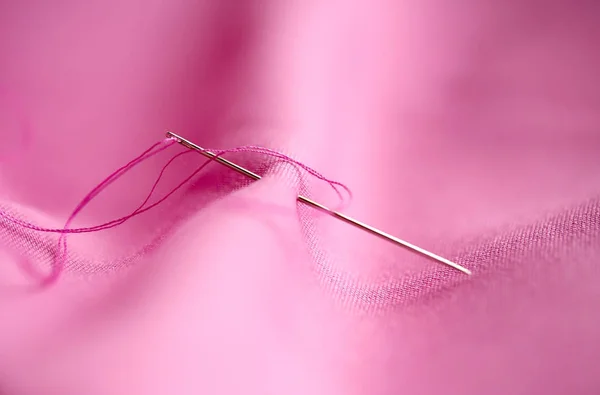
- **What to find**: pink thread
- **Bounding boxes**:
[204,145,351,203]
[0,136,351,285]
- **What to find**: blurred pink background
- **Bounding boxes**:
[1,0,599,393]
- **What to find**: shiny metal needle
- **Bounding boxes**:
[166,131,471,276]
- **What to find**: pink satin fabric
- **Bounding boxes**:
[1,1,600,394]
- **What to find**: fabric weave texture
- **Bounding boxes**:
[1,1,600,394]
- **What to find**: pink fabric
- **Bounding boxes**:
[1,1,600,393]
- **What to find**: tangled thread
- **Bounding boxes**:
[0,136,351,286]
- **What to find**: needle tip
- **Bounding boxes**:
[455,264,472,276]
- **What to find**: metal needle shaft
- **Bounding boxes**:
[166,131,471,276]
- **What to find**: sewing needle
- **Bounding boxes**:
[166,131,471,276]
